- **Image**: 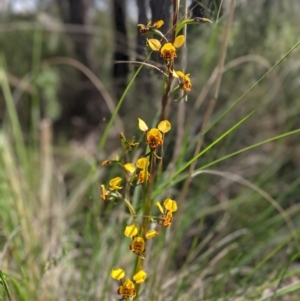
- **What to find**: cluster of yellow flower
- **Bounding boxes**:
[138,20,192,93]
[102,12,214,297]
[101,118,178,298]
[103,14,212,298]
[111,268,146,299]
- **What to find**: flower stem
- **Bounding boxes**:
[135,154,155,297]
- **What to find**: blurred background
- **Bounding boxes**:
[1,0,300,300]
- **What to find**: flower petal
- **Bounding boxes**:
[156,202,164,214]
[109,177,122,186]
[161,42,175,52]
[146,229,158,239]
[164,198,178,212]
[109,177,123,190]
[136,157,148,169]
[173,35,185,48]
[133,270,147,283]
[158,120,171,133]
[124,224,138,237]
[138,118,149,131]
[153,20,164,29]
[148,39,162,51]
[111,268,125,280]
[123,278,136,289]
[124,163,136,173]
[176,71,185,79]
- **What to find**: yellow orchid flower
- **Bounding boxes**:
[137,20,164,34]
[100,184,109,201]
[138,118,171,150]
[156,199,178,227]
[109,177,123,191]
[176,71,192,92]
[129,236,146,256]
[160,35,185,60]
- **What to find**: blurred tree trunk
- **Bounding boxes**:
[57,0,93,72]
[136,0,147,62]
[134,0,171,95]
[149,0,171,62]
[135,0,152,94]
[112,0,129,100]
[56,0,105,137]
[189,0,222,19]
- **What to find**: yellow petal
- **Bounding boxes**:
[138,118,149,132]
[124,163,136,173]
[172,70,179,78]
[109,177,122,187]
[164,198,178,212]
[161,42,175,52]
[146,229,158,239]
[156,202,164,214]
[111,268,125,280]
[133,270,147,283]
[136,157,148,169]
[124,224,138,237]
[176,71,185,79]
[158,120,171,133]
[201,18,212,23]
[153,20,164,29]
[147,20,152,27]
[109,177,122,186]
[148,38,162,51]
[123,278,135,289]
[173,35,185,48]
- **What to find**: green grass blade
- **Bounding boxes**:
[198,128,300,171]
[99,54,151,150]
[0,271,12,301]
[0,55,27,168]
[205,39,300,133]
[154,111,255,196]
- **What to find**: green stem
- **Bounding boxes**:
[135,153,155,298]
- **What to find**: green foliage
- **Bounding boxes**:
[0,0,300,300]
